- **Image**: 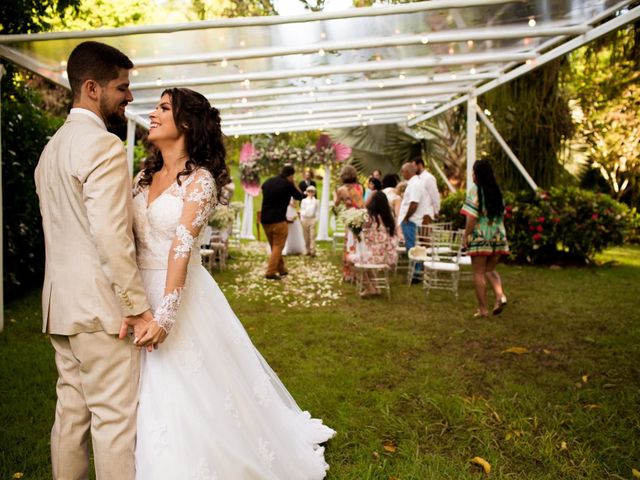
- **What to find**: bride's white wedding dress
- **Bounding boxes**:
[132,168,335,479]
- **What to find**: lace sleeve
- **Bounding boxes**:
[156,169,217,333]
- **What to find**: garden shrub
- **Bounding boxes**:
[438,187,636,264]
[2,84,63,299]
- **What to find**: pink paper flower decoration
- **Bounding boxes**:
[239,142,257,164]
[332,142,352,162]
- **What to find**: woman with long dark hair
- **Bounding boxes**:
[347,190,398,296]
[461,159,509,317]
[130,88,334,478]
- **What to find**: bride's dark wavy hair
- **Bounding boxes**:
[139,88,230,203]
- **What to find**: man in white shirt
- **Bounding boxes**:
[398,162,428,282]
[413,157,441,224]
[300,185,319,257]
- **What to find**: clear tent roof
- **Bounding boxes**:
[0,0,636,135]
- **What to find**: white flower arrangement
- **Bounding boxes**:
[340,208,369,236]
[209,205,236,230]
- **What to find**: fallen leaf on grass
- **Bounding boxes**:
[470,456,491,474]
[13,474,24,479]
[542,348,551,354]
[372,451,380,460]
[632,468,640,478]
[388,477,399,480]
[502,347,528,354]
[505,429,523,441]
[383,440,397,453]
[559,441,568,450]
[581,374,589,383]
[583,404,600,410]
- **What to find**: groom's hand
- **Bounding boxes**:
[120,310,157,352]
[134,321,168,350]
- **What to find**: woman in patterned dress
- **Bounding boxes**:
[333,165,364,281]
[461,159,509,318]
[346,191,398,296]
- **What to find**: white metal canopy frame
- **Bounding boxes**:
[0,0,637,136]
[0,1,638,331]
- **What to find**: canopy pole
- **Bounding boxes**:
[476,106,539,191]
[317,165,331,241]
[0,63,5,332]
[466,95,477,190]
[240,191,256,240]
[126,118,135,178]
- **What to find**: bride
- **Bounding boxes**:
[128,87,335,479]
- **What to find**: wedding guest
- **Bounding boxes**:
[381,173,401,219]
[300,185,319,257]
[372,169,382,181]
[364,177,382,206]
[334,165,364,281]
[298,168,316,193]
[413,157,440,224]
[461,159,509,317]
[346,190,397,296]
[261,165,304,279]
[397,162,428,283]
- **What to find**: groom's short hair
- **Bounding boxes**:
[280,165,295,178]
[67,41,134,100]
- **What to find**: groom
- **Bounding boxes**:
[35,41,153,480]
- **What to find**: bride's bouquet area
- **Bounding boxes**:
[340,208,369,237]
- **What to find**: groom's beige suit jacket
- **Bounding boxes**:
[35,111,150,335]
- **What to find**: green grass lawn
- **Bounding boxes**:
[2,245,639,479]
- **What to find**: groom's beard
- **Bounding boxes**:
[101,98,128,139]
[101,97,127,127]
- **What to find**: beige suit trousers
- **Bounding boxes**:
[50,332,140,480]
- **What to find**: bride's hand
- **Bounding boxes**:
[135,321,168,350]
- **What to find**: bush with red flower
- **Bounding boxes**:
[438,186,638,264]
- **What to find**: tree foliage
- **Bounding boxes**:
[479,59,574,192]
[562,21,640,206]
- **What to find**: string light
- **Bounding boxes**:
[131,69,139,77]
[239,40,246,47]
[241,97,247,104]
[242,79,251,88]
[325,78,332,85]
[528,17,536,27]
[467,40,474,47]
[275,131,280,135]
[320,32,326,39]
[448,47,455,55]
[378,82,384,88]
[421,98,427,104]
[318,48,325,56]
[60,60,67,66]
[398,73,406,80]
[421,36,429,44]
[484,109,491,116]
[469,67,477,75]
[155,78,163,86]
[220,59,228,68]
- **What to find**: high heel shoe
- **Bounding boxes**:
[493,296,508,315]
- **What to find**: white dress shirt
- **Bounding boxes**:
[397,175,427,225]
[300,196,319,219]
[417,170,441,219]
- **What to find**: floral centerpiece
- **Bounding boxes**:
[340,208,369,237]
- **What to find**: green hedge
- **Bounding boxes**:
[2,85,63,299]
[438,187,638,264]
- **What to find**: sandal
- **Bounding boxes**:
[493,296,508,315]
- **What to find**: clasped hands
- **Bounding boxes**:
[119,310,167,352]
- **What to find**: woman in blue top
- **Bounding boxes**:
[461,160,509,317]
